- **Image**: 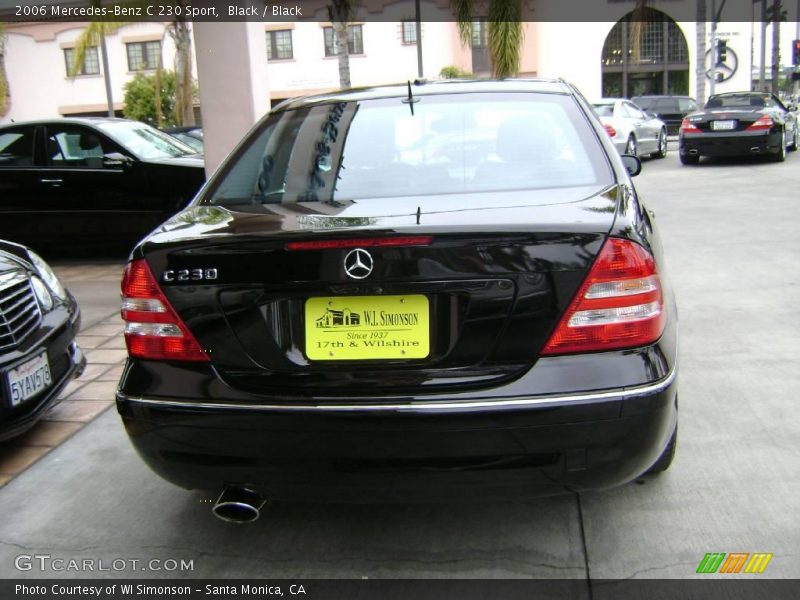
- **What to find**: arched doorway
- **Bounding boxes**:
[601,9,689,98]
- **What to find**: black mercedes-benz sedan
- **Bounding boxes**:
[0,118,205,248]
[1,240,84,441]
[116,80,678,520]
[678,92,798,164]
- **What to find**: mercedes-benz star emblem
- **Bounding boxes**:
[344,248,374,279]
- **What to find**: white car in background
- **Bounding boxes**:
[592,98,668,159]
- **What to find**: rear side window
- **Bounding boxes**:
[678,98,696,112]
[207,93,613,205]
[0,128,35,167]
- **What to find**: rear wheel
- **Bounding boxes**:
[772,128,786,162]
[624,135,637,157]
[653,129,668,158]
[646,425,677,474]
[788,125,798,152]
[679,152,699,165]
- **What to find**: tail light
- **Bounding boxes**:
[541,238,665,355]
[746,115,773,132]
[680,118,701,134]
[120,259,209,362]
[603,124,617,138]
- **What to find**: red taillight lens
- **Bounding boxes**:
[680,118,701,134]
[541,238,665,355]
[746,115,773,131]
[286,236,433,251]
[603,124,617,138]
[120,259,209,362]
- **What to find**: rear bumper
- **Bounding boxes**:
[116,366,678,501]
[679,130,782,157]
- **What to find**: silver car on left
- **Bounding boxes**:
[592,98,668,159]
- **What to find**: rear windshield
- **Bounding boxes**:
[705,94,771,109]
[206,92,613,205]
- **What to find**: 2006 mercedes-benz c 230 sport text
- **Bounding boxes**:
[115,79,678,522]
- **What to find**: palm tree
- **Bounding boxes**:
[68,22,126,117]
[70,8,195,125]
[0,23,9,118]
[328,0,356,88]
[452,0,523,77]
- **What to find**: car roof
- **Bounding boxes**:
[0,117,133,129]
[273,78,575,112]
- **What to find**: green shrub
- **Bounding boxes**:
[123,70,177,127]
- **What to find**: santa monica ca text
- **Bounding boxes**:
[16,584,306,596]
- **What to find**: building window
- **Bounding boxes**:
[126,41,161,71]
[64,47,100,76]
[266,30,293,61]
[401,20,417,45]
[471,20,488,49]
[324,25,364,57]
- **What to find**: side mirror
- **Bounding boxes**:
[646,112,658,119]
[103,152,133,168]
[621,154,642,177]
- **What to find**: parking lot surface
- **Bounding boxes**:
[0,149,797,580]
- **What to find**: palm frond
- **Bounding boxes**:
[451,0,473,46]
[69,21,127,78]
[487,0,523,78]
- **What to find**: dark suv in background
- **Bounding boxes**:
[632,96,697,136]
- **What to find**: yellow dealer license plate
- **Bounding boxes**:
[305,295,429,361]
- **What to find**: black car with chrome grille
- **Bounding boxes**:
[0,240,84,441]
[116,79,679,520]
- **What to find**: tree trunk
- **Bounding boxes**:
[328,1,353,89]
[334,20,351,89]
[695,0,706,103]
[771,0,781,95]
[169,18,195,126]
[0,25,9,118]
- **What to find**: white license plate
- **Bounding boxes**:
[7,352,52,407]
[712,120,736,131]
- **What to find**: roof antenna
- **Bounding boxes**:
[402,80,420,115]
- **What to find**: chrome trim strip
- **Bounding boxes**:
[119,367,677,414]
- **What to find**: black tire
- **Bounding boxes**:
[679,152,699,165]
[653,129,668,159]
[788,125,798,152]
[646,425,677,475]
[772,129,786,162]
[624,135,637,157]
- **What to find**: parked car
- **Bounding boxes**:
[0,118,205,248]
[631,95,697,136]
[678,92,798,164]
[162,126,204,154]
[0,239,84,441]
[116,79,678,520]
[592,98,668,159]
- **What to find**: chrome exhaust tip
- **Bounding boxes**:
[688,149,698,155]
[212,487,266,523]
[750,147,761,153]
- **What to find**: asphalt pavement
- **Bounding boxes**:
[0,147,797,581]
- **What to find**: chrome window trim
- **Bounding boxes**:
[118,367,676,414]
